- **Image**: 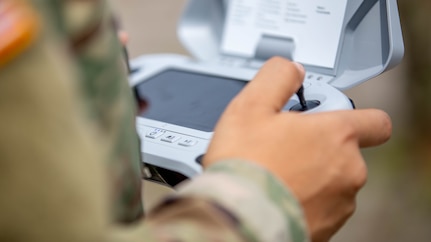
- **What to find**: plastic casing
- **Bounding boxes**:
[178,0,404,90]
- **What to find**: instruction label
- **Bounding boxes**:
[221,0,348,68]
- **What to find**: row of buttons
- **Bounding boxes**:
[145,128,198,147]
[306,74,332,82]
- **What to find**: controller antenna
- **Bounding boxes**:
[296,85,308,110]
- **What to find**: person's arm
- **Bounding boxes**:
[0,1,112,241]
[109,160,308,242]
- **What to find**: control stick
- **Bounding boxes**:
[296,85,308,110]
[290,85,321,112]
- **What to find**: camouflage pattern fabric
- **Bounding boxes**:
[58,0,144,223]
[0,0,309,241]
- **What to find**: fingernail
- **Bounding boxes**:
[293,62,305,74]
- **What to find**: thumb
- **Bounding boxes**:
[233,57,305,114]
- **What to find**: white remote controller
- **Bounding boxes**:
[129,55,354,180]
[129,0,404,185]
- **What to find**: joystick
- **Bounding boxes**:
[296,85,308,110]
[291,85,321,112]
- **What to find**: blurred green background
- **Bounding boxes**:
[113,0,431,241]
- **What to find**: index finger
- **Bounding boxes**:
[319,109,393,147]
[233,57,305,114]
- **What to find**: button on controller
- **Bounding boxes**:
[145,128,198,147]
[146,129,165,139]
[179,139,198,147]
[161,134,181,143]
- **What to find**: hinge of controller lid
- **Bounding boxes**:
[217,35,296,69]
[248,35,297,69]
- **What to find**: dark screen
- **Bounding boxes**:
[135,69,247,132]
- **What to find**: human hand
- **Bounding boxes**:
[203,57,392,242]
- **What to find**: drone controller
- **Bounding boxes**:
[129,0,404,184]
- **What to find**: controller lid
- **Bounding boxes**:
[177,0,404,90]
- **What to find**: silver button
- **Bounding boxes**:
[178,139,198,147]
[161,134,181,143]
[145,129,165,139]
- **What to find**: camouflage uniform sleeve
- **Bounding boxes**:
[110,160,309,242]
[177,160,309,242]
[0,0,113,241]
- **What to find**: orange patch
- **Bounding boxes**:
[0,0,39,67]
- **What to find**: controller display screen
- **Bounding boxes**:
[135,69,247,132]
